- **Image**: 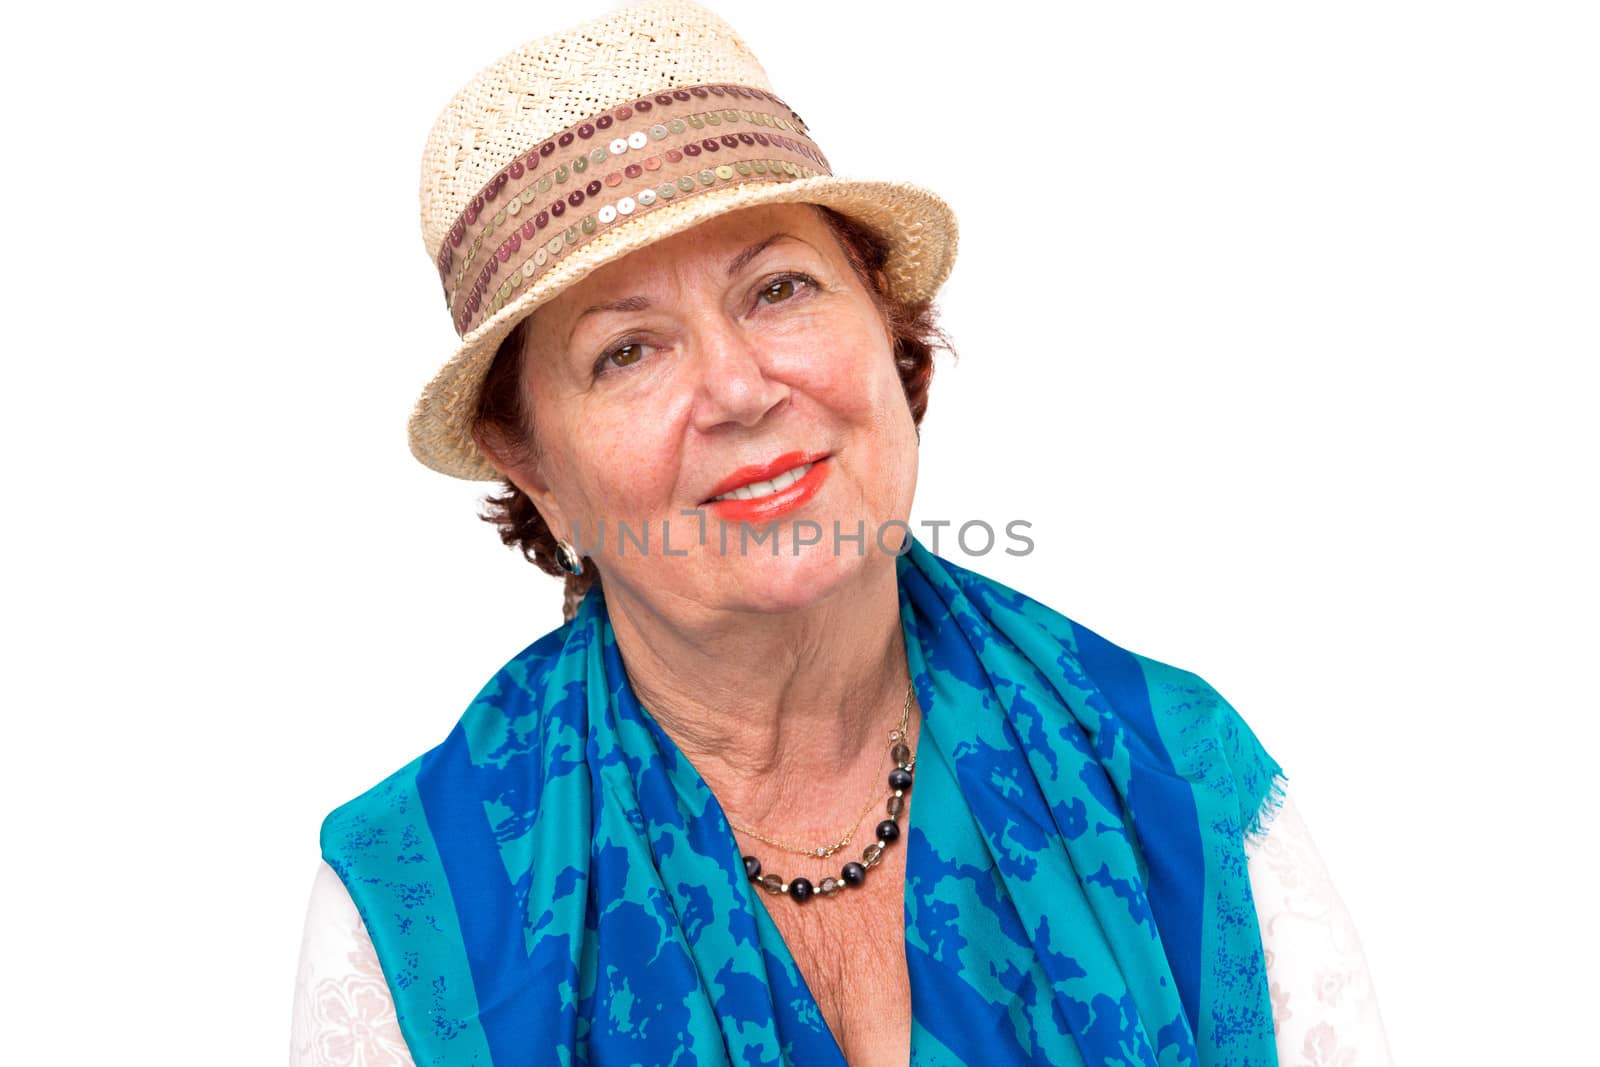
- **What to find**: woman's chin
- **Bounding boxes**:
[710,537,879,615]
[646,524,889,617]
[598,510,902,617]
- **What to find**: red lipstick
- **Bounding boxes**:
[699,450,830,523]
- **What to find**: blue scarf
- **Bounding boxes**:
[322,534,1285,1065]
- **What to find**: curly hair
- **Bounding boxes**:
[471,204,957,621]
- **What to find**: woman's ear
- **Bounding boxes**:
[472,422,528,487]
[474,426,571,538]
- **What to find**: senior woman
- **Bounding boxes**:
[292,2,1391,1064]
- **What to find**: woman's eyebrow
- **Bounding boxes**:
[724,232,802,278]
[568,233,806,339]
[565,293,649,349]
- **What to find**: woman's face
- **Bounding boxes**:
[502,202,918,617]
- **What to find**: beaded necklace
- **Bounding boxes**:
[736,681,917,904]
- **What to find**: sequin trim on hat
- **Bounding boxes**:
[433,83,832,337]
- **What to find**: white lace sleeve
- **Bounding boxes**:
[292,807,1382,1065]
[1248,790,1394,1066]
[290,861,417,1067]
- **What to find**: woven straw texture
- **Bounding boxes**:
[420,0,773,259]
[408,0,959,481]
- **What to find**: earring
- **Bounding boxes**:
[555,538,584,577]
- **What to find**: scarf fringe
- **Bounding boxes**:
[1242,769,1291,848]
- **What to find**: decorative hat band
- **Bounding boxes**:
[434,82,832,338]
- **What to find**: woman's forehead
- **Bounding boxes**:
[537,203,835,327]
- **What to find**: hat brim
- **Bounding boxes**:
[406,175,959,481]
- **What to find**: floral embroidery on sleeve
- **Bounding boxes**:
[291,861,416,1067]
[1247,790,1394,1067]
[296,791,1390,1066]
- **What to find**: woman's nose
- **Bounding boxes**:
[688,317,788,432]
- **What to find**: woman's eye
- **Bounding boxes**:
[610,342,646,368]
[595,341,648,378]
[758,273,814,305]
[592,276,814,379]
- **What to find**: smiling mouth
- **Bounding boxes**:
[703,461,818,504]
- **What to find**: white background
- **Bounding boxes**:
[3,1,1594,1062]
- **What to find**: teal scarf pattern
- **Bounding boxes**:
[322,533,1286,1065]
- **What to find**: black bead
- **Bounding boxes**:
[742,855,761,879]
[888,767,913,791]
[788,877,814,903]
[875,819,900,843]
[840,862,866,886]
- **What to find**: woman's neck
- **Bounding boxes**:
[601,557,915,834]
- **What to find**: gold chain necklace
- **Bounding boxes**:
[726,680,915,858]
[735,680,920,904]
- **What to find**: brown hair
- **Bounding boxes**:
[471,204,957,621]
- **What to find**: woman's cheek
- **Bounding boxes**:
[788,322,882,401]
[586,414,683,517]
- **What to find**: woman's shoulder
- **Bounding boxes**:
[313,621,588,1059]
[1067,616,1288,846]
[923,549,1286,841]
[319,617,584,879]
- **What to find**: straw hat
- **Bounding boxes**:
[407,0,960,481]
